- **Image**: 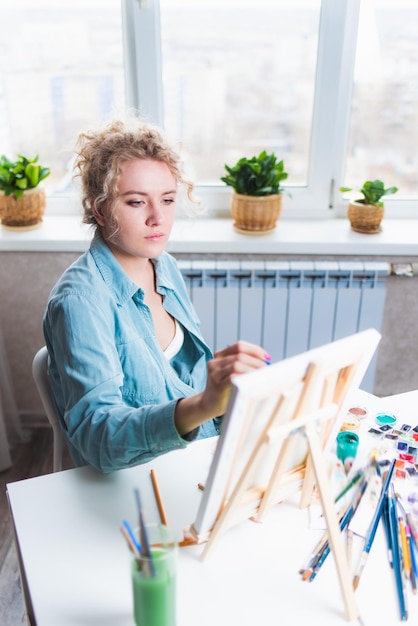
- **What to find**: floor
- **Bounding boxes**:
[0,426,74,626]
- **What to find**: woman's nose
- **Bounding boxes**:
[146,201,164,225]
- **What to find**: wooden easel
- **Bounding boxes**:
[191,329,381,622]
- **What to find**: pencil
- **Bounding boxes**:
[122,518,141,554]
[407,527,417,594]
[398,515,411,579]
[120,524,141,560]
[386,488,408,620]
[408,515,418,550]
[134,487,155,577]
[382,495,393,568]
[352,458,395,590]
[150,468,168,526]
[300,497,354,580]
[308,477,367,581]
[300,530,329,579]
[334,468,364,504]
[353,459,395,589]
[395,492,418,552]
[301,476,367,580]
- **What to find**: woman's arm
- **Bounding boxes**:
[44,291,192,472]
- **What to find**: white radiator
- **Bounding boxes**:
[179,260,389,392]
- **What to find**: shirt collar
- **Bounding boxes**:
[89,233,140,305]
[89,232,176,305]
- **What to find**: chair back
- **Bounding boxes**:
[32,346,63,472]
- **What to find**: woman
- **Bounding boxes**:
[43,118,270,473]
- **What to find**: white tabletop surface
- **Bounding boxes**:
[7,388,418,626]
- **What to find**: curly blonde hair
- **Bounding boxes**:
[73,118,197,237]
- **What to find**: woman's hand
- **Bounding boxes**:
[174,341,271,436]
[202,341,271,415]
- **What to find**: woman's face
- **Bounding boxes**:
[100,158,177,262]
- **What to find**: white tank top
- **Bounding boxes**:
[163,319,184,360]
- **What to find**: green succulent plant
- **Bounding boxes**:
[339,179,398,207]
[221,150,288,197]
[0,154,50,200]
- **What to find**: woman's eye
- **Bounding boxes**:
[163,198,175,205]
[128,200,144,207]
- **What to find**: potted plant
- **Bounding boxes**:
[0,154,50,229]
[221,150,288,234]
[339,179,398,234]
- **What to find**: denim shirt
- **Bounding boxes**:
[43,233,219,473]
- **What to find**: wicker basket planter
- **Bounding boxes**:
[230,193,282,235]
[0,188,46,229]
[347,201,384,234]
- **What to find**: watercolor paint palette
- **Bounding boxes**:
[366,415,418,481]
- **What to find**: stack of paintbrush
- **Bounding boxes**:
[300,456,418,621]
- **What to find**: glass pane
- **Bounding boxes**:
[345,0,418,198]
[160,0,321,186]
[0,1,125,194]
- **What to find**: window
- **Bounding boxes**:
[1,0,416,218]
[345,0,418,202]
[159,1,320,188]
[0,0,125,195]
[126,0,417,217]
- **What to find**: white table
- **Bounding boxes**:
[7,389,418,626]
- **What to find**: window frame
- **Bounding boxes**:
[47,0,416,219]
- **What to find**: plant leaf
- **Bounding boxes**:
[25,163,40,187]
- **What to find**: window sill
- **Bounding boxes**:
[0,215,418,256]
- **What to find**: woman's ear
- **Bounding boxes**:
[92,200,106,226]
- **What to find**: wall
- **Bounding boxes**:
[0,251,80,420]
[1,251,418,422]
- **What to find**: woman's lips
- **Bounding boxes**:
[145,232,164,241]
